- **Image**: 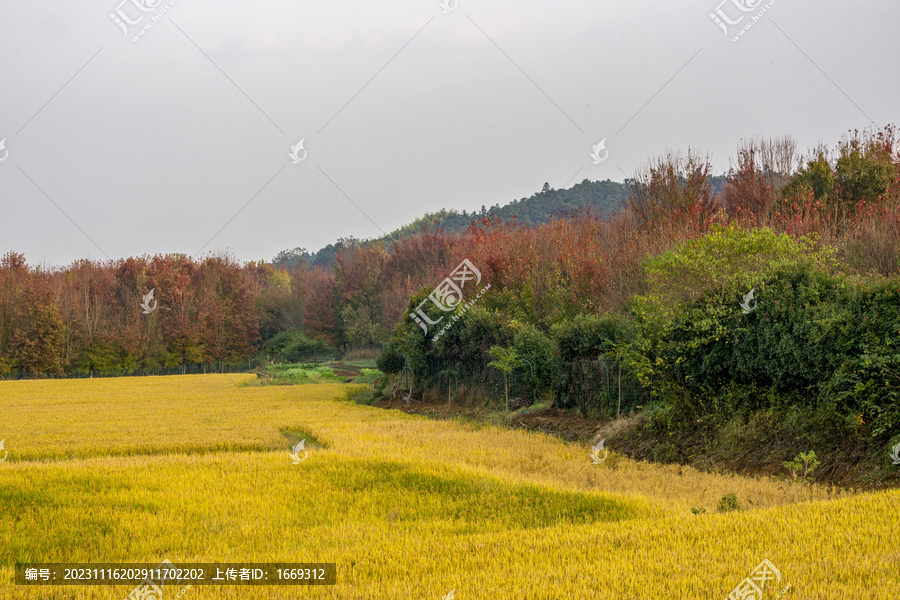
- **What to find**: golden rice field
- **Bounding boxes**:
[0,374,898,598]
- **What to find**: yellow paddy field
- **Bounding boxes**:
[0,374,898,598]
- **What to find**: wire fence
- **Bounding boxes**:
[432,357,650,416]
[5,352,652,418]
[0,349,382,380]
[554,358,648,417]
[0,358,273,380]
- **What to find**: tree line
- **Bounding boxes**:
[374,126,900,449]
[4,120,900,447]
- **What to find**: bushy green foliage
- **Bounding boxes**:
[636,224,834,317]
[630,226,834,401]
[551,313,639,412]
[387,286,514,399]
[716,493,741,513]
[376,343,404,374]
[781,134,896,221]
[652,266,846,404]
[633,225,900,439]
[818,282,900,438]
[512,322,557,396]
[261,328,336,363]
[432,305,509,382]
[835,139,895,207]
[371,215,900,445]
[552,313,636,362]
[782,152,834,204]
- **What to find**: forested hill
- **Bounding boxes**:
[389,178,629,236]
[274,178,631,269]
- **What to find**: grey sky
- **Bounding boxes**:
[1,0,897,268]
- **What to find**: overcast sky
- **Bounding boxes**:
[1,0,897,268]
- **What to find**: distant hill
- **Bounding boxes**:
[274,178,631,269]
[384,178,629,240]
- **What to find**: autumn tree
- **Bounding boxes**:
[628,149,715,228]
[9,274,64,376]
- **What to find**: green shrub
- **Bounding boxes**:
[625,225,900,439]
[551,313,639,413]
[835,136,895,209]
[376,343,405,374]
[639,254,900,439]
[717,493,741,513]
[781,131,895,223]
[782,450,820,485]
[512,322,557,397]
[634,225,834,321]
[552,313,636,362]
[782,152,834,206]
[261,328,336,363]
